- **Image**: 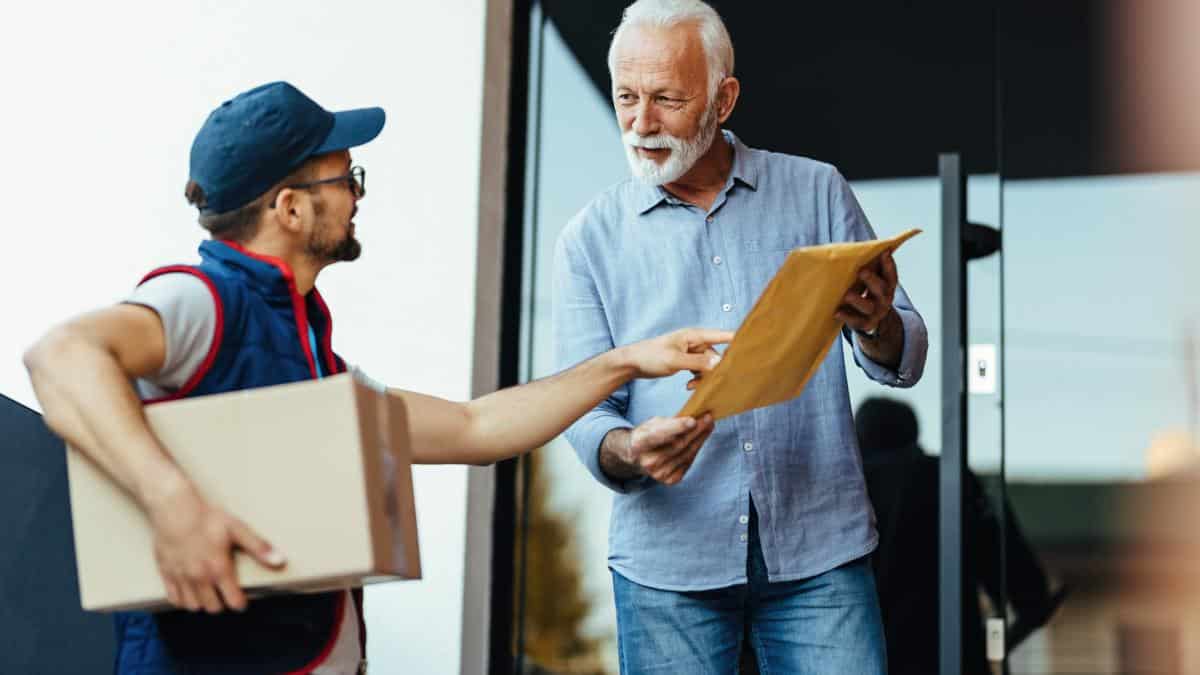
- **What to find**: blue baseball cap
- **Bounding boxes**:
[189,81,385,214]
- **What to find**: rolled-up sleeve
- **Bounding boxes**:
[828,168,929,387]
[553,225,648,493]
[848,295,928,387]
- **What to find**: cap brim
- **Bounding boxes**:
[314,106,386,154]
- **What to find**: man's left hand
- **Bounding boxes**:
[836,251,898,336]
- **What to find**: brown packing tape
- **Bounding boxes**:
[374,380,411,574]
[678,228,922,421]
[352,367,421,579]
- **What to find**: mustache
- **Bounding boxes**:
[623,130,686,151]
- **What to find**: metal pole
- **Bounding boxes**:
[940,152,968,675]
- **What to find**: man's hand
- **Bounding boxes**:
[836,251,898,336]
[147,477,285,613]
[835,251,905,369]
[398,328,730,467]
[621,327,733,380]
[600,414,716,486]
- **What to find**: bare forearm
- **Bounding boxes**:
[403,347,636,465]
[858,309,904,369]
[464,348,636,461]
[598,427,640,482]
[24,331,186,508]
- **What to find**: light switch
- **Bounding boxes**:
[969,343,997,395]
[986,617,1005,662]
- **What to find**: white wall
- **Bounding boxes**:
[0,2,491,671]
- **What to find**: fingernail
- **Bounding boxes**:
[266,550,286,566]
[709,354,721,368]
[685,418,697,428]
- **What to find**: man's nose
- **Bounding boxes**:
[631,100,659,137]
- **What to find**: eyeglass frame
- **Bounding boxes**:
[269,165,365,208]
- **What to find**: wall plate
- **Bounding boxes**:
[986,617,1005,662]
[969,343,998,395]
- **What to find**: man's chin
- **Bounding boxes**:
[338,241,362,262]
[630,159,687,186]
[328,236,362,263]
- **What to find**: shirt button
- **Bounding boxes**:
[739,515,749,525]
[743,442,754,452]
[712,256,723,266]
[722,303,733,312]
[706,215,714,223]
[739,533,748,542]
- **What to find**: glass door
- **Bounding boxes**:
[997,3,1200,674]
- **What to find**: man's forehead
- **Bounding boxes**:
[613,23,706,79]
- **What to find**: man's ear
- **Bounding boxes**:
[270,188,306,235]
[716,76,741,124]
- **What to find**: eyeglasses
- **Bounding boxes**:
[271,165,365,208]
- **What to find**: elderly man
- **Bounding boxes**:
[23,81,731,674]
[553,1,928,672]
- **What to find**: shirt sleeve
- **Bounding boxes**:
[828,168,929,387]
[553,225,652,494]
[123,273,218,393]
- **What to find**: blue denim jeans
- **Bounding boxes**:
[611,501,887,674]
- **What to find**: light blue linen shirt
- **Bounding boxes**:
[553,131,928,591]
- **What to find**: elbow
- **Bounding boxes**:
[23,327,73,377]
[21,344,41,375]
[22,329,77,433]
[22,333,50,374]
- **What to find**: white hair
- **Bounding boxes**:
[607,0,735,102]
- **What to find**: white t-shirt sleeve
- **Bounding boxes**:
[123,273,218,397]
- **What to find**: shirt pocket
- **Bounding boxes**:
[742,232,817,253]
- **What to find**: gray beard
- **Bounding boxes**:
[625,102,722,186]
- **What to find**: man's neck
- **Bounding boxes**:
[661,133,734,210]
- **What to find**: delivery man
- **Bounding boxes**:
[22,81,729,674]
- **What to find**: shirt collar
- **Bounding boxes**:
[634,130,759,216]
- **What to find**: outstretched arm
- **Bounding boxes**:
[399,328,731,466]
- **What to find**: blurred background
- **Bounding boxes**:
[3,1,1200,673]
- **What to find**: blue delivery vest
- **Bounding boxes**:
[113,239,363,675]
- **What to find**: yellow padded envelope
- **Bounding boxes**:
[679,229,922,421]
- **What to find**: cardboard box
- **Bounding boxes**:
[66,371,421,611]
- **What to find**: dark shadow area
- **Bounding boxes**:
[856,397,1064,675]
[540,1,1190,180]
[0,393,114,673]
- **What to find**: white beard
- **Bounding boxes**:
[622,103,720,186]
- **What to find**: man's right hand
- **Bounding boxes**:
[147,477,285,613]
[603,414,716,486]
